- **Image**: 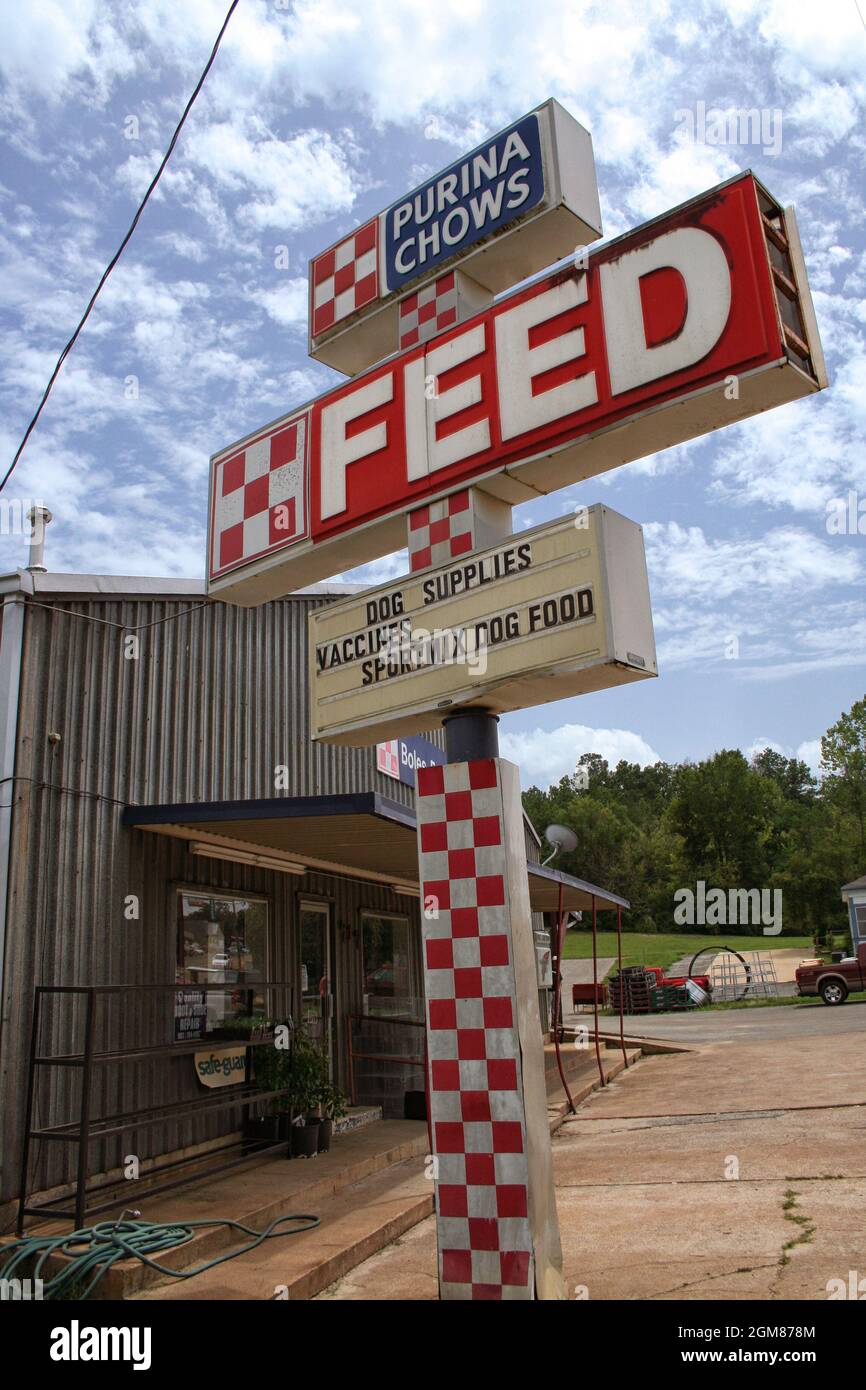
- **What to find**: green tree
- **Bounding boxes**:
[668,750,778,886]
[821,697,866,857]
[751,747,816,802]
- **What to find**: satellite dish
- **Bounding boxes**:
[543,823,577,864]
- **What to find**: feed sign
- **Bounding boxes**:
[209,174,825,606]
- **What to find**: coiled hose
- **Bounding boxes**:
[0,1212,321,1300]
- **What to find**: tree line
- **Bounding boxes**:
[522,696,866,939]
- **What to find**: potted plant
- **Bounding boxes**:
[315,1075,348,1153]
[250,1035,294,1145]
[219,1009,268,1041]
[285,1030,322,1158]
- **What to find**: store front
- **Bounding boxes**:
[0,566,627,1227]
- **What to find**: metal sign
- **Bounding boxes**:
[308,506,656,746]
[376,735,446,785]
[384,113,546,290]
[209,173,825,606]
[194,1045,248,1088]
[308,99,602,373]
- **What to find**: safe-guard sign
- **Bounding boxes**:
[308,507,657,745]
[209,173,825,605]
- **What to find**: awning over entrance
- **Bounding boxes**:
[122,792,629,913]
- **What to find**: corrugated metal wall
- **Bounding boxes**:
[0,586,544,1209]
[0,590,434,1206]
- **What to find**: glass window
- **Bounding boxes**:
[175,890,268,1039]
[361,913,416,1019]
[299,902,331,1062]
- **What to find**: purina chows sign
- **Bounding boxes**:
[308,99,601,374]
[384,113,545,290]
[210,174,826,605]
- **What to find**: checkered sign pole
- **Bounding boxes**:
[417,756,565,1299]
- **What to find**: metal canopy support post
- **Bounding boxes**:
[552,881,575,1114]
[616,904,628,1069]
[591,894,605,1087]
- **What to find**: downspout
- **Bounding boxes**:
[616,904,628,1069]
[591,893,605,1086]
[0,505,47,1055]
[0,568,34,1055]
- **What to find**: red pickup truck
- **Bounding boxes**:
[795,943,866,1005]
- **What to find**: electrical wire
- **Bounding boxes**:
[0,1213,320,1300]
[0,0,241,496]
[24,596,215,631]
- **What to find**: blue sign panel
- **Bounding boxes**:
[377,735,446,787]
[384,113,545,292]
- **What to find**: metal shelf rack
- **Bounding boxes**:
[16,980,294,1234]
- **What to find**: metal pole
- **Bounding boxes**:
[616,905,628,1069]
[591,894,605,1086]
[442,706,500,761]
[552,883,576,1114]
[16,986,43,1234]
[75,989,96,1229]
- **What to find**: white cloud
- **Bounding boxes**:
[645,521,862,601]
[0,0,135,104]
[252,277,308,328]
[501,723,662,790]
[181,123,362,230]
[796,739,823,775]
[338,550,410,587]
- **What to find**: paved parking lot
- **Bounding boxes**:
[321,1006,866,1300]
[601,998,866,1045]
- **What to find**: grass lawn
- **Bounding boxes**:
[699,990,866,1012]
[561,930,813,972]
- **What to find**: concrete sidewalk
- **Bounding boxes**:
[319,1026,866,1300]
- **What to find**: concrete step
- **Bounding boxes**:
[6,1120,429,1300]
[134,1157,433,1301]
[131,1045,646,1302]
[546,1046,642,1132]
[543,1037,625,1093]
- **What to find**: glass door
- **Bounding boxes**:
[299,902,332,1068]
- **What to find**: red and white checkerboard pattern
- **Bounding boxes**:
[408,490,473,573]
[398,271,458,350]
[376,740,400,780]
[417,758,534,1300]
[311,219,379,338]
[211,412,308,577]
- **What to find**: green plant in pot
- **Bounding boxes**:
[285,1030,323,1158]
[252,1035,294,1142]
[315,1075,347,1154]
[221,1010,267,1041]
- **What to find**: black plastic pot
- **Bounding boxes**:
[317,1118,333,1153]
[290,1119,321,1158]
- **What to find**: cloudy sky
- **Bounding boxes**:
[0,0,863,787]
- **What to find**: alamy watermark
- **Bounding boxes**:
[826,491,866,536]
[673,880,782,935]
[0,498,49,539]
[827,1270,866,1299]
[1,1276,44,1300]
[674,101,782,158]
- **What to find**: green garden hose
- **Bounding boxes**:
[0,1212,321,1300]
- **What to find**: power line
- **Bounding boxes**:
[0,0,242,496]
